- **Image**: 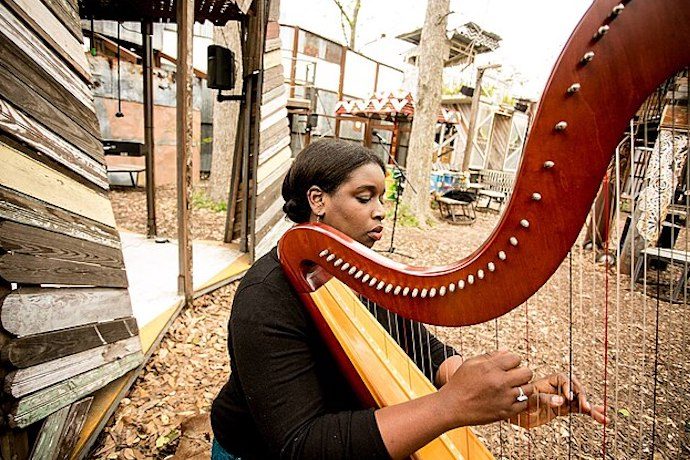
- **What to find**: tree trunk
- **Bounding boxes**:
[401,0,449,224]
[208,22,243,204]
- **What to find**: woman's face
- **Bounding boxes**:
[316,163,386,248]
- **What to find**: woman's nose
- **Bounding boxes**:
[373,200,385,220]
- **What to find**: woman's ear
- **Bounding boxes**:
[306,185,326,217]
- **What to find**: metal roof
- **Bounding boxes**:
[79,0,253,25]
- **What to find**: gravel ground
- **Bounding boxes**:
[92,185,690,459]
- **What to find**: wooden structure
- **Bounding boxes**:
[279,24,405,144]
[224,0,295,261]
[334,92,462,167]
[0,0,259,457]
[0,0,142,456]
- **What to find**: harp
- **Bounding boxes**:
[279,0,690,457]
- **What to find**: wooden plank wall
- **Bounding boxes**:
[0,0,142,455]
[253,0,293,258]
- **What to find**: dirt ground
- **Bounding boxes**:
[92,185,690,459]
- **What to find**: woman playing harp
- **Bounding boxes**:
[210,140,607,460]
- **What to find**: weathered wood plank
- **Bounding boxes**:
[0,186,121,250]
[2,317,139,369]
[0,2,94,109]
[0,63,104,163]
[265,37,282,53]
[0,142,116,227]
[0,252,128,288]
[255,194,285,234]
[2,287,132,337]
[55,397,93,459]
[10,352,142,428]
[39,0,83,41]
[261,82,285,104]
[259,135,291,166]
[261,92,289,122]
[3,0,91,82]
[257,145,291,183]
[260,107,288,133]
[256,172,285,218]
[0,101,108,190]
[6,338,141,398]
[264,49,282,70]
[257,157,292,196]
[259,115,288,142]
[0,34,100,138]
[0,221,124,271]
[255,206,286,247]
[28,404,70,460]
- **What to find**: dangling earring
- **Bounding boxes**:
[316,213,323,223]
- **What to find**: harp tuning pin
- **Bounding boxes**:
[467,275,475,285]
[394,286,401,295]
[385,283,393,293]
[420,288,428,298]
[326,254,336,262]
[348,266,357,275]
[610,3,624,18]
[543,160,555,169]
[402,287,410,296]
[319,249,329,258]
[340,263,350,271]
[448,283,456,292]
[532,192,542,201]
[361,274,370,283]
[488,262,496,272]
[369,277,378,287]
[554,121,568,131]
[498,251,507,261]
[439,286,446,296]
[411,288,419,298]
[581,51,595,65]
[354,270,363,279]
[510,236,519,246]
[477,270,485,280]
[333,258,343,267]
[429,288,437,298]
[458,280,465,289]
[566,83,581,94]
[376,281,385,290]
[593,25,610,41]
[520,219,530,228]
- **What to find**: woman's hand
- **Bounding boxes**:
[509,373,609,429]
[437,350,534,429]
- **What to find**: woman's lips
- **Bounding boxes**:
[368,226,384,241]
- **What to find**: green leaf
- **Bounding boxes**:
[618,408,631,417]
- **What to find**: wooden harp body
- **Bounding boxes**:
[279,0,690,457]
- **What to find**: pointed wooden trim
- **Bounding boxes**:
[2,287,132,337]
[0,142,116,227]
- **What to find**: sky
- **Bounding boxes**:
[280,0,594,98]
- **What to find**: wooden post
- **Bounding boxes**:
[373,62,380,93]
[247,0,267,262]
[142,20,157,238]
[461,63,500,171]
[334,45,347,138]
[176,0,194,303]
[289,25,299,98]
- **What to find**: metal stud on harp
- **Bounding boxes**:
[279,0,690,457]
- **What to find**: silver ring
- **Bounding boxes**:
[516,386,529,403]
